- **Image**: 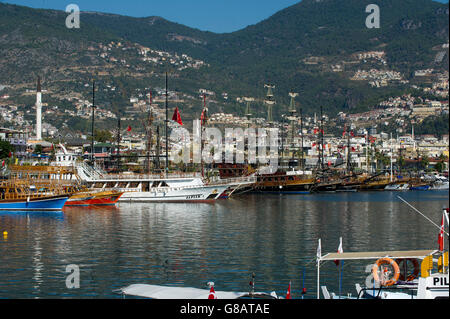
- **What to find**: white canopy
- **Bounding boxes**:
[319,249,437,262]
[119,284,249,299]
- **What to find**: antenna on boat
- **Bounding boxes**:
[397,195,449,235]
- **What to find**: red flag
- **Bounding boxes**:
[200,109,207,126]
[8,151,12,158]
[172,107,183,126]
[208,285,217,299]
[350,131,355,137]
[314,128,318,134]
[438,214,445,251]
[286,282,291,299]
[1,160,4,167]
[312,143,316,147]
[334,237,343,266]
[127,125,132,132]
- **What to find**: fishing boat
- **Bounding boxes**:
[65,190,123,206]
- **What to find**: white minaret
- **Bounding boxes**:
[36,76,42,140]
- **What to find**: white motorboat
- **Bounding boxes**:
[318,249,449,299]
[116,283,279,299]
[431,176,449,190]
[384,183,410,191]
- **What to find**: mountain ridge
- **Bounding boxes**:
[0,0,448,126]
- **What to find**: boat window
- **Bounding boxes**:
[160,181,169,187]
[142,182,150,192]
[151,181,160,188]
[118,182,127,188]
[129,182,139,188]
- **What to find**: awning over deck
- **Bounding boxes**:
[320,249,438,262]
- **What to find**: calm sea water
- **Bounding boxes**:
[0,190,448,299]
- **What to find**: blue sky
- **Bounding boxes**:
[2,0,448,33]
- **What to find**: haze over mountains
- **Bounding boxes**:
[0,0,448,125]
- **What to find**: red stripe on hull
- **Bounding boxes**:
[65,195,122,206]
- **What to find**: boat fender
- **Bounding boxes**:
[421,255,433,278]
[438,252,448,273]
[372,257,400,286]
[395,258,420,281]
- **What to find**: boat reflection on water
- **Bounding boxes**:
[0,210,65,218]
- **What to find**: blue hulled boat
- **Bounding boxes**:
[0,195,69,211]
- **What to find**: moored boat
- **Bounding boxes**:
[65,190,123,206]
[0,194,69,211]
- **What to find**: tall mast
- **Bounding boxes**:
[320,105,324,171]
[390,132,393,182]
[201,94,208,178]
[347,127,351,174]
[147,91,153,174]
[116,116,121,171]
[300,108,304,171]
[244,97,254,129]
[264,84,275,124]
[36,76,42,141]
[288,92,298,160]
[156,125,161,171]
[165,72,169,177]
[91,80,95,166]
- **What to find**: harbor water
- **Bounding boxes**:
[0,190,448,299]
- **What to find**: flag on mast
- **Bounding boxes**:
[438,213,445,251]
[316,239,321,260]
[208,285,217,299]
[334,237,343,266]
[286,281,292,299]
[172,106,183,126]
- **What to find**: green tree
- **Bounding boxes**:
[94,130,113,143]
[0,140,14,159]
[34,144,43,155]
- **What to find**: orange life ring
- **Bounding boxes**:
[372,257,400,286]
[395,258,420,281]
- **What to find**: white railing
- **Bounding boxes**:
[76,162,104,181]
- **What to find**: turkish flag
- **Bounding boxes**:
[208,286,217,299]
[438,214,445,251]
[127,125,132,132]
[172,107,183,126]
[286,282,291,299]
